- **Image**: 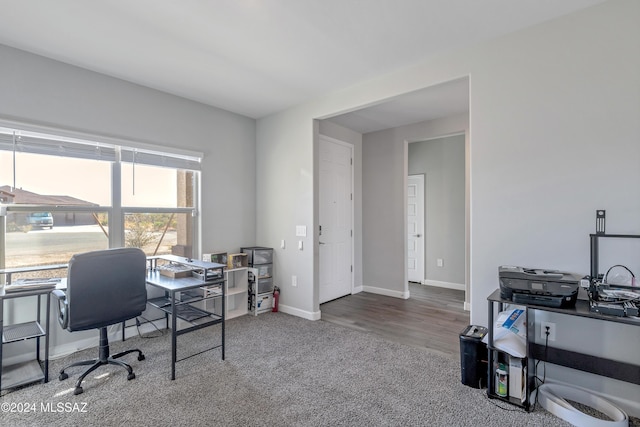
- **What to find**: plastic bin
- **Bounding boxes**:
[241,246,273,265]
[459,325,488,388]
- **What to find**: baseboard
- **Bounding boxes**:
[49,319,165,360]
[363,285,409,299]
[464,301,471,311]
[49,336,100,360]
[422,279,465,291]
[353,285,363,294]
[279,304,321,321]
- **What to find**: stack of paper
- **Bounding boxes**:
[4,278,60,293]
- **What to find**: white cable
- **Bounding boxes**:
[537,383,628,427]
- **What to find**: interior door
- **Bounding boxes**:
[319,135,353,304]
[407,174,425,283]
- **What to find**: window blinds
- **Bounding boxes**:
[120,148,201,171]
[0,127,202,170]
[0,128,116,162]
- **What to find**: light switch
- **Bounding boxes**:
[298,240,303,250]
[281,239,286,249]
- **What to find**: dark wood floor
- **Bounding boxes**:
[320,283,469,360]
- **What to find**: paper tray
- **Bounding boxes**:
[148,296,171,308]
[173,305,212,322]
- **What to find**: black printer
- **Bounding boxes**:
[499,266,581,308]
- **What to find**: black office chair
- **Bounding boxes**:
[53,247,148,395]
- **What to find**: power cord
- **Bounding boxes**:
[532,326,550,411]
[135,316,164,338]
[484,393,529,412]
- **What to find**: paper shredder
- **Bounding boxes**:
[459,325,488,388]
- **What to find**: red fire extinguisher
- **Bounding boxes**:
[272,286,280,312]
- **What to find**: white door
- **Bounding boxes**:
[319,135,353,304]
[407,174,425,283]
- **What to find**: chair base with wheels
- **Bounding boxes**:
[52,248,149,395]
[59,327,145,395]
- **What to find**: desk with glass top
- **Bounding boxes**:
[145,256,226,380]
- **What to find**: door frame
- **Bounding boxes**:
[318,134,355,304]
[405,131,469,310]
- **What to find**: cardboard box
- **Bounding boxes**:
[203,252,227,266]
[227,253,248,269]
[157,263,193,279]
[508,356,526,402]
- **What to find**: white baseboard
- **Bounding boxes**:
[49,319,166,360]
[363,285,409,299]
[464,301,471,311]
[50,336,100,360]
[279,304,321,321]
[422,279,465,291]
[353,285,363,294]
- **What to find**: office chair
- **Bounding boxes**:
[53,247,148,395]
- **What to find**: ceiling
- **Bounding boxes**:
[0,0,605,132]
[326,77,470,134]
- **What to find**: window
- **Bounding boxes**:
[0,124,202,280]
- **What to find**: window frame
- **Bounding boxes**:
[0,121,202,277]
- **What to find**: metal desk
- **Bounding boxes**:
[487,289,640,409]
[145,256,226,380]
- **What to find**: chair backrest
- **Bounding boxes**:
[66,247,147,331]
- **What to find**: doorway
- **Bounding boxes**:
[319,77,470,312]
[408,134,466,294]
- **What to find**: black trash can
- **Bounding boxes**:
[459,325,488,388]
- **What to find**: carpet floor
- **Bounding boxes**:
[1,312,635,426]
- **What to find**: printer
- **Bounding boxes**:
[499,266,581,308]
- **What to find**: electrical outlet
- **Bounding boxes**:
[541,321,556,341]
[437,258,444,267]
[292,275,297,287]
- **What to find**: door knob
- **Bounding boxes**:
[413,234,422,238]
[319,241,326,245]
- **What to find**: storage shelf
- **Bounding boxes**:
[172,305,219,323]
[223,267,248,318]
[227,307,246,320]
[227,287,247,296]
[0,284,52,391]
[486,296,531,411]
[152,300,222,324]
[3,321,45,343]
[1,360,45,391]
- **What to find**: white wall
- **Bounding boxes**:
[0,43,256,356]
[255,108,317,317]
[257,0,639,413]
[0,44,257,253]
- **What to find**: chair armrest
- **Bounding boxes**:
[52,289,69,330]
[51,289,66,301]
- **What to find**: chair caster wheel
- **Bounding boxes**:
[74,386,83,395]
[138,354,145,361]
[59,372,68,381]
[127,373,135,380]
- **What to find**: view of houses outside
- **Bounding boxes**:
[1,149,193,278]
